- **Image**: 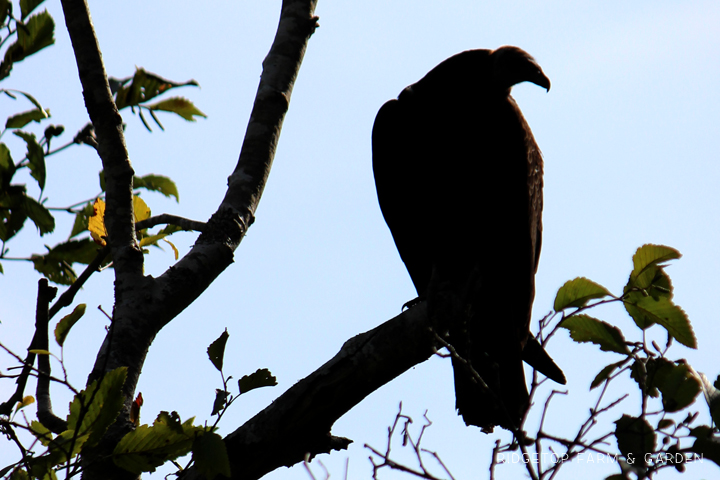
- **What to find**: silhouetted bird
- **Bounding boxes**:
[372,46,564,431]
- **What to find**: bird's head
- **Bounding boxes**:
[490,46,550,92]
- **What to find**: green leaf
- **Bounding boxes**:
[114,68,199,110]
[31,238,99,285]
[31,258,75,285]
[7,89,45,111]
[0,143,16,187]
[211,389,229,416]
[0,185,29,241]
[238,368,277,394]
[0,0,9,26]
[658,419,674,430]
[29,420,53,446]
[42,468,59,480]
[155,410,184,434]
[14,130,45,191]
[614,414,656,461]
[67,366,127,448]
[148,97,207,122]
[207,329,229,372]
[68,202,94,239]
[689,426,720,467]
[28,349,51,355]
[30,429,88,474]
[5,107,49,129]
[629,244,681,289]
[632,358,664,398]
[20,0,45,19]
[560,314,630,354]
[54,304,86,347]
[193,432,231,480]
[133,174,179,201]
[653,362,701,412]
[623,293,696,348]
[159,224,183,235]
[4,10,55,64]
[147,107,164,131]
[113,413,206,474]
[138,232,170,248]
[23,195,54,234]
[44,124,64,139]
[10,469,30,480]
[553,277,612,311]
[590,360,626,390]
[18,10,55,56]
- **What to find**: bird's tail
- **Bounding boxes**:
[451,336,529,432]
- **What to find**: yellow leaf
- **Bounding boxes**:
[15,395,35,412]
[163,238,179,260]
[133,196,151,223]
[138,233,167,248]
[28,349,51,355]
[88,198,107,246]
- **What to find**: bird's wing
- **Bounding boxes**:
[372,98,432,296]
[528,136,544,275]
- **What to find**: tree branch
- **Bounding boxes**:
[56,1,320,478]
[34,279,68,434]
[0,280,60,416]
[60,0,142,278]
[181,303,437,480]
[135,214,205,232]
[47,213,202,321]
[145,0,320,343]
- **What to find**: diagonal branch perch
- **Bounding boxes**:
[181,303,438,480]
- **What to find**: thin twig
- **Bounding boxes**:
[135,214,205,232]
[489,439,502,480]
[0,342,79,395]
[0,280,65,416]
[48,246,110,320]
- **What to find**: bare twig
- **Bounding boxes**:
[0,342,38,417]
[365,405,454,480]
[48,246,110,320]
[135,214,205,232]
[489,439,502,480]
[303,455,329,480]
[0,342,78,394]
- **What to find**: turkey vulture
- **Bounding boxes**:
[372,46,564,431]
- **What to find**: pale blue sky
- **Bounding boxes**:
[2,1,720,479]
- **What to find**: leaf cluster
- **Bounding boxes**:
[110,68,206,132]
[0,1,200,281]
[551,244,719,477]
[15,367,128,479]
